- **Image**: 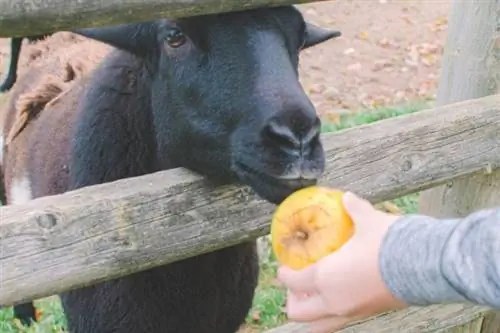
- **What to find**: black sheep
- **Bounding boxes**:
[1,6,340,332]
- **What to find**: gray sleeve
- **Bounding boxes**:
[378,207,500,308]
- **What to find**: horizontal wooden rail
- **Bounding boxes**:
[1,94,500,307]
[265,304,500,332]
[0,0,331,37]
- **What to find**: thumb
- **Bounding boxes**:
[277,265,317,294]
[342,191,377,225]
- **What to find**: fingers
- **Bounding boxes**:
[285,289,330,322]
[277,265,317,294]
[342,191,375,220]
[342,191,396,233]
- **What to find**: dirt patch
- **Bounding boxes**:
[0,0,449,119]
[296,0,449,119]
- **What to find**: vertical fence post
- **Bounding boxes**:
[418,0,500,331]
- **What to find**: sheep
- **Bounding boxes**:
[0,34,36,312]
[1,6,340,332]
[0,34,52,92]
[0,31,101,209]
[0,30,112,326]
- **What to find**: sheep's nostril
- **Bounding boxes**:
[263,118,299,148]
[262,116,321,151]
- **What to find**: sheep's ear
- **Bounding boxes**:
[302,22,341,50]
[72,22,157,56]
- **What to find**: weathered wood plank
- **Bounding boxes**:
[0,0,331,37]
[1,94,500,307]
[264,305,500,333]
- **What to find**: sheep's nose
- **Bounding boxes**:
[261,112,321,154]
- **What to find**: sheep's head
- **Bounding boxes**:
[74,6,341,204]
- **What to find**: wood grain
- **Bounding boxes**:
[265,305,500,333]
[1,94,500,307]
[0,0,332,37]
[417,0,500,332]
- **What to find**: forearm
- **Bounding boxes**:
[378,207,500,308]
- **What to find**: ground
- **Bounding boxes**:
[296,0,450,119]
[0,0,451,331]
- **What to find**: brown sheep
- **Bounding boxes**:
[2,32,112,202]
[0,31,112,325]
[0,32,84,207]
[1,7,340,333]
[0,35,52,92]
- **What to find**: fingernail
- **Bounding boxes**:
[342,191,356,206]
[344,191,356,199]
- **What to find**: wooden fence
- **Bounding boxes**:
[0,0,332,37]
[1,0,500,332]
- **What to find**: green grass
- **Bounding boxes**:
[0,100,428,332]
[0,298,66,333]
[246,254,287,330]
[320,100,431,133]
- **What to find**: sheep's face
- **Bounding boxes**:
[74,7,340,204]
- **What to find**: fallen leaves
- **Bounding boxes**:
[343,47,356,55]
[405,42,442,68]
[429,15,448,32]
[358,31,370,40]
[250,311,261,322]
[377,38,399,49]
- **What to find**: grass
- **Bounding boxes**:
[0,298,66,333]
[320,99,431,133]
[0,100,429,332]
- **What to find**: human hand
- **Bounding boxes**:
[276,191,408,333]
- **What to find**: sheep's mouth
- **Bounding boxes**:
[233,161,317,205]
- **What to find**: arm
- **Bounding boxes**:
[379,207,500,308]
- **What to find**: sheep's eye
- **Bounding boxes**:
[166,29,187,48]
